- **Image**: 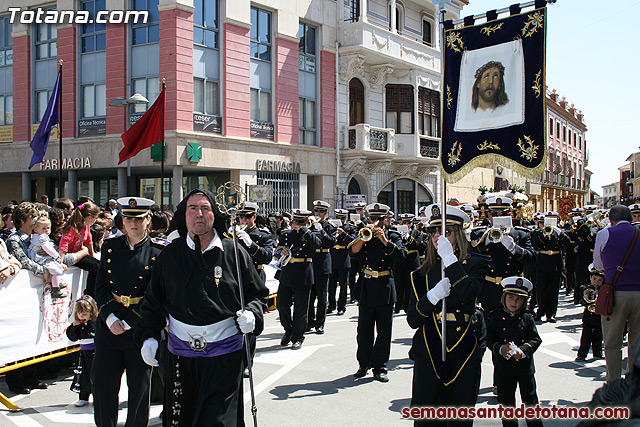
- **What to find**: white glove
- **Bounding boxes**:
[121,320,132,331]
[106,313,120,329]
[314,222,323,231]
[141,338,159,367]
[590,226,598,235]
[501,234,516,254]
[426,277,451,305]
[236,230,253,246]
[236,310,256,334]
[436,236,457,268]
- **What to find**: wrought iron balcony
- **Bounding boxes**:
[345,124,395,154]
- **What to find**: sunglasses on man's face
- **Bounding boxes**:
[240,213,254,219]
[426,227,453,236]
[313,209,327,213]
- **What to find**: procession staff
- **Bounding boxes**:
[407,204,489,426]
[394,213,424,313]
[93,197,167,427]
[138,189,268,426]
[348,202,368,303]
[308,200,337,334]
[235,201,273,377]
[470,196,536,315]
[349,203,406,382]
[328,209,355,315]
[277,209,322,349]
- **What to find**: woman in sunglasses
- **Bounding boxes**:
[406,204,489,426]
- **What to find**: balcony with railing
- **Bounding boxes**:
[530,169,588,192]
[345,124,395,154]
[338,19,440,71]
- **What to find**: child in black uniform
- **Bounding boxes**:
[487,277,543,427]
[575,264,604,361]
[66,295,97,407]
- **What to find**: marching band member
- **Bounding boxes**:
[235,202,273,376]
[394,213,424,314]
[138,189,268,426]
[470,197,536,316]
[308,200,337,335]
[407,204,489,426]
[630,203,640,227]
[574,207,601,304]
[348,202,368,303]
[349,203,406,382]
[328,209,355,315]
[487,277,543,427]
[277,209,322,349]
[530,212,570,322]
[93,197,166,427]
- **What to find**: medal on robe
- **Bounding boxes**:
[214,266,222,287]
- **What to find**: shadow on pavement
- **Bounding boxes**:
[269,373,375,400]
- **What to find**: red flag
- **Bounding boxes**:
[119,88,165,164]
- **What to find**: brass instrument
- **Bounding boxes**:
[359,220,381,242]
[488,227,503,244]
[274,247,292,269]
[543,225,554,237]
[585,211,603,228]
[583,285,598,313]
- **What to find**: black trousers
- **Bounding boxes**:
[78,350,94,400]
[308,273,329,329]
[349,258,363,302]
[277,284,311,342]
[356,303,393,372]
[574,258,591,304]
[328,268,349,312]
[394,267,411,313]
[535,271,561,318]
[164,350,244,427]
[411,357,481,426]
[76,255,100,297]
[5,366,38,391]
[578,311,603,358]
[565,255,576,295]
[92,346,150,427]
[495,371,543,427]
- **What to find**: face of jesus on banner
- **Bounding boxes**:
[454,39,525,133]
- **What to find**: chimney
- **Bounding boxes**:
[576,109,584,122]
[559,96,568,109]
[549,89,558,102]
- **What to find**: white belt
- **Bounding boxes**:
[168,315,237,343]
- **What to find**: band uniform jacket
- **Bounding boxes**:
[278,227,322,287]
[487,309,541,376]
[239,225,273,282]
[471,226,535,310]
[531,227,570,272]
[94,234,167,350]
[311,220,337,276]
[348,228,407,306]
[575,222,597,263]
[138,236,269,344]
[403,227,426,270]
[331,221,356,269]
[407,253,489,385]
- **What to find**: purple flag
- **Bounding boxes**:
[29,72,61,169]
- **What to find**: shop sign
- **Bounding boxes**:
[38,157,91,170]
[193,113,221,134]
[129,113,144,127]
[0,125,12,143]
[78,118,106,137]
[256,159,301,173]
[250,121,274,140]
[31,124,57,139]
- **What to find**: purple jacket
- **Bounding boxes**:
[602,222,640,291]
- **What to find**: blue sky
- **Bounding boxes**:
[458,0,640,194]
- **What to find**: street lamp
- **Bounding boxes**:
[109,93,149,195]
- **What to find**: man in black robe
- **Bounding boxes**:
[138,189,269,427]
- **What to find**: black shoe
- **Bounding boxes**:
[291,341,303,350]
[394,308,400,314]
[373,372,389,383]
[9,387,30,395]
[547,316,557,323]
[29,382,48,390]
[354,367,368,378]
[280,331,293,346]
[337,309,345,316]
[594,355,605,360]
[315,326,324,335]
[243,368,250,378]
[327,308,335,314]
[575,356,586,362]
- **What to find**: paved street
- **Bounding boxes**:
[0,293,620,426]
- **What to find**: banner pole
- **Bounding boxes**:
[58,60,63,199]
[437,2,447,363]
[160,79,166,207]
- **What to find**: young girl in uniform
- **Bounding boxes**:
[487,277,543,427]
[66,295,98,407]
[59,202,100,296]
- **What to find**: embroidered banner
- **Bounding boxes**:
[441,5,547,183]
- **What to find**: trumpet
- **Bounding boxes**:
[274,247,292,269]
[583,285,598,313]
[585,211,603,228]
[359,220,381,242]
[488,227,504,244]
[543,225,554,237]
